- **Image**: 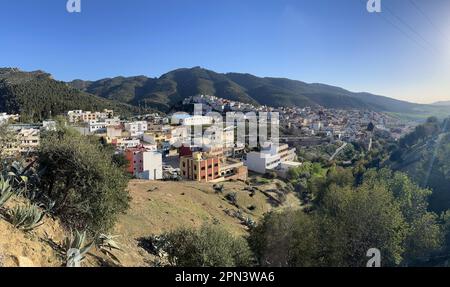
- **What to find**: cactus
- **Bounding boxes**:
[63,230,94,267]
[9,204,45,231]
[0,176,14,207]
[96,234,123,263]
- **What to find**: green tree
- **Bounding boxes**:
[38,126,130,232]
[162,224,253,267]
[249,168,443,267]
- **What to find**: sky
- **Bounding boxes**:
[0,0,449,104]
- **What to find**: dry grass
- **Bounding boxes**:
[0,178,301,267]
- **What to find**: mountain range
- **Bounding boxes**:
[70,66,426,113]
[1,66,448,122]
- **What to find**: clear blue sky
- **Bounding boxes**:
[0,0,449,103]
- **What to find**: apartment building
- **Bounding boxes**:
[181,115,213,126]
[88,121,107,134]
[245,143,297,174]
[107,126,123,139]
[180,152,247,182]
[15,128,40,153]
[67,109,114,123]
[125,121,148,137]
[112,138,141,150]
[126,148,163,180]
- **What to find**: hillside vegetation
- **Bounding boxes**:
[0,68,152,122]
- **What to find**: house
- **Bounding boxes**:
[126,148,163,180]
[125,121,148,137]
[107,126,123,139]
[42,120,57,131]
[67,109,114,123]
[181,115,213,126]
[180,152,247,182]
[88,121,107,134]
[113,138,141,150]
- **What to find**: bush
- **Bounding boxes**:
[38,127,130,232]
[225,192,238,205]
[263,171,277,179]
[159,225,253,267]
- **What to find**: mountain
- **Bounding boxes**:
[69,66,426,113]
[0,68,150,122]
[432,101,450,106]
[1,66,444,122]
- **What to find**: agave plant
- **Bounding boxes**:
[63,230,95,267]
[96,234,123,263]
[9,203,45,231]
[0,176,14,207]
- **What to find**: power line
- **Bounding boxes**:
[358,0,436,55]
[383,1,441,55]
[408,0,450,42]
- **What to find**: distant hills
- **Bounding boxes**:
[0,68,151,122]
[1,66,448,122]
[70,67,437,114]
[432,101,450,107]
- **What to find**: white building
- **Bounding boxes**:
[134,151,163,180]
[42,120,57,131]
[67,109,114,123]
[181,115,213,126]
[88,121,107,133]
[125,121,148,137]
[115,138,141,150]
[105,117,121,126]
[107,126,123,139]
[245,143,297,174]
[0,113,19,124]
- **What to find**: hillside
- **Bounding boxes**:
[70,66,432,113]
[386,117,450,213]
[0,178,300,267]
[0,68,152,122]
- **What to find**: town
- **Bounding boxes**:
[0,94,415,184]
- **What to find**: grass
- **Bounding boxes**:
[115,179,300,237]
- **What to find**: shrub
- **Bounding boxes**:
[263,171,277,179]
[225,192,238,205]
[38,127,130,232]
[158,225,253,267]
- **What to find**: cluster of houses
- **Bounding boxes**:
[51,108,299,182]
[0,120,56,154]
[277,106,414,143]
[1,95,416,183]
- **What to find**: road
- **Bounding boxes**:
[329,142,348,161]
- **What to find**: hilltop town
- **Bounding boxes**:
[1,94,414,184]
